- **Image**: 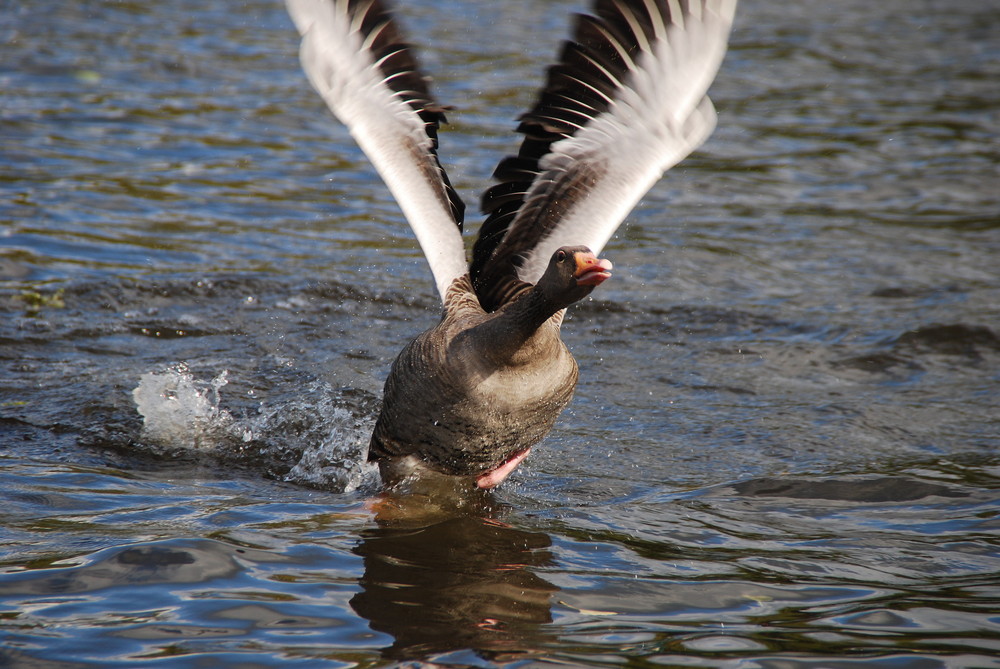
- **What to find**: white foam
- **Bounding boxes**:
[284,418,379,493]
[254,384,377,493]
[132,364,239,450]
[131,365,375,492]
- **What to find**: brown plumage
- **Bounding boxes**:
[370,247,612,488]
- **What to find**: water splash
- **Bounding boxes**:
[132,364,240,450]
[283,407,379,494]
[250,386,379,493]
[131,364,376,492]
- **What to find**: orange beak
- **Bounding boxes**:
[574,252,613,286]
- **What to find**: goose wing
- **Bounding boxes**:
[287,0,467,301]
[472,0,737,309]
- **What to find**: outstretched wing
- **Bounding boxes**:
[286,0,467,302]
[472,0,737,310]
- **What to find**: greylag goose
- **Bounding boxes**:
[285,0,736,489]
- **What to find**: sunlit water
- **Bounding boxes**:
[2,0,999,666]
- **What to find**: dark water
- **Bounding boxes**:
[2,0,999,666]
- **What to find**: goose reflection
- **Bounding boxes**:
[351,495,558,662]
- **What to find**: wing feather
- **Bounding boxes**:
[473,0,736,308]
[286,0,467,302]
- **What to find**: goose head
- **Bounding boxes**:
[535,245,613,310]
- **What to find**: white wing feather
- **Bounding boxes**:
[515,0,737,283]
[286,0,467,302]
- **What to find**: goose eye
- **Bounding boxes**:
[555,250,567,262]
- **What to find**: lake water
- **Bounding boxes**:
[2,0,999,667]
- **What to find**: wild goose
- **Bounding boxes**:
[285,0,736,488]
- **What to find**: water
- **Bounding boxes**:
[2,0,999,666]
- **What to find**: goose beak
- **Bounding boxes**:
[574,252,613,286]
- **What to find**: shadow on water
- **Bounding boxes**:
[0,539,245,598]
[352,494,558,663]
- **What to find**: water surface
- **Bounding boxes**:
[2,0,999,666]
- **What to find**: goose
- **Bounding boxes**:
[285,0,736,489]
